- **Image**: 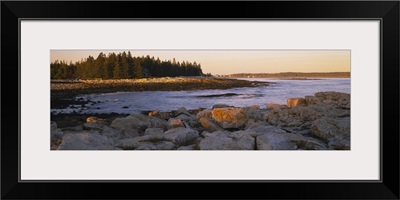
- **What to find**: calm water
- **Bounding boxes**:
[52,78,350,114]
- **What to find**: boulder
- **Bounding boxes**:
[175,107,191,116]
[196,109,212,120]
[111,114,169,133]
[163,127,199,146]
[314,92,350,109]
[266,103,288,110]
[307,104,350,118]
[199,118,224,132]
[115,138,140,150]
[266,107,304,127]
[256,132,327,150]
[199,131,255,150]
[175,114,196,122]
[315,91,350,101]
[305,96,320,105]
[83,122,105,130]
[168,118,185,129]
[100,126,123,138]
[211,107,247,129]
[246,125,287,136]
[144,128,164,135]
[245,109,268,122]
[299,107,322,121]
[287,98,307,108]
[57,132,115,150]
[146,116,169,130]
[311,117,350,149]
[115,134,165,150]
[110,115,148,132]
[154,141,176,150]
[121,129,140,138]
[245,119,269,129]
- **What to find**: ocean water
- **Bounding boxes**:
[51,78,350,114]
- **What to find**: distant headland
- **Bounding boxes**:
[217,72,350,78]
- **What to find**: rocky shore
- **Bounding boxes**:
[51,91,350,150]
[51,77,269,93]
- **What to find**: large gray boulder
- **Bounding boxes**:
[154,141,176,150]
[83,122,106,130]
[114,138,141,150]
[101,125,129,138]
[110,115,148,132]
[114,133,165,150]
[307,104,350,118]
[311,117,350,150]
[115,132,177,150]
[199,131,255,150]
[244,108,269,123]
[144,128,164,135]
[57,132,115,150]
[110,114,169,133]
[163,128,199,146]
[256,132,327,150]
[314,91,350,109]
[146,116,169,130]
[175,107,191,116]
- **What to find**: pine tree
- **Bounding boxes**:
[119,51,129,78]
[127,51,134,78]
[133,58,143,78]
[95,52,106,78]
[113,55,120,79]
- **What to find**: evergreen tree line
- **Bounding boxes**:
[51,51,203,79]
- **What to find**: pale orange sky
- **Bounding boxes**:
[51,50,350,75]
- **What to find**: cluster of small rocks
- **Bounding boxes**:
[51,91,350,150]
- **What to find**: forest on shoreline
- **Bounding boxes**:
[51,51,204,79]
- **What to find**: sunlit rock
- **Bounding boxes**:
[211,107,247,129]
[287,98,307,108]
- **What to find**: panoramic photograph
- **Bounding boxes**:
[50,50,351,150]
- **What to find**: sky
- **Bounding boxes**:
[51,50,350,75]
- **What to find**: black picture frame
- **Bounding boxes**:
[2,1,399,199]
